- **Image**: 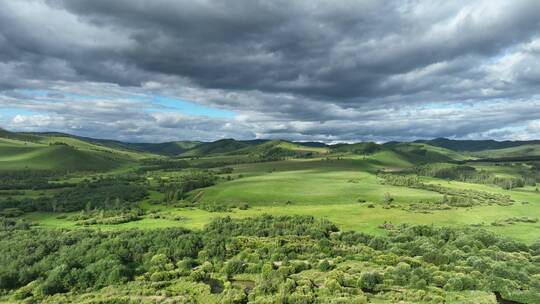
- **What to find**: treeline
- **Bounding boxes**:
[331,142,382,155]
[0,177,148,213]
[250,146,319,162]
[138,158,191,172]
[378,173,514,207]
[69,208,146,226]
[406,163,539,190]
[159,171,216,204]
[0,171,74,190]
[409,164,479,180]
[0,216,538,303]
[463,156,540,163]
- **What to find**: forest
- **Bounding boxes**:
[1,215,539,303]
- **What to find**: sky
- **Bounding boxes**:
[1,0,540,143]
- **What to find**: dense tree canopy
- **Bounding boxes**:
[0,216,538,303]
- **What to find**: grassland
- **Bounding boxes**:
[19,144,540,243]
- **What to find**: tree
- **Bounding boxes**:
[442,194,448,204]
[223,258,244,280]
[318,260,333,272]
[383,192,393,205]
[150,254,170,272]
[359,272,383,291]
[190,269,209,282]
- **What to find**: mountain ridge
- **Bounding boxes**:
[3,128,540,157]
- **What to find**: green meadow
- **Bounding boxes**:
[19,147,540,243]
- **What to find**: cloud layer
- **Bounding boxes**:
[1,0,540,142]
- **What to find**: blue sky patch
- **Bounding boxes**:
[1,107,35,118]
[148,96,235,118]
[5,89,236,119]
[15,89,50,98]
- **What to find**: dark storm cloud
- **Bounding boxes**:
[1,0,540,141]
[43,0,540,100]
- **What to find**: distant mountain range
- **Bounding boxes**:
[2,128,540,163]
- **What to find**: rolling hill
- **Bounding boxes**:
[330,142,384,154]
[124,141,202,156]
[30,132,160,158]
[0,129,147,171]
[178,139,331,159]
[0,142,129,171]
[329,141,471,164]
[472,144,540,159]
[415,137,540,152]
[234,139,330,158]
[389,142,472,163]
[0,128,41,142]
[3,128,540,172]
[179,139,260,157]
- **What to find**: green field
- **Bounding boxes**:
[12,141,538,243]
[23,155,540,243]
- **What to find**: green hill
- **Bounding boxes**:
[30,132,158,158]
[180,139,329,158]
[0,130,149,171]
[0,128,41,142]
[415,137,540,152]
[128,141,202,156]
[292,141,328,148]
[36,133,202,156]
[389,143,471,164]
[330,142,384,154]
[0,143,128,171]
[330,141,470,164]
[180,139,268,157]
[3,127,538,173]
[473,144,540,159]
[234,140,329,158]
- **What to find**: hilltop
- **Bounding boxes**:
[0,128,147,172]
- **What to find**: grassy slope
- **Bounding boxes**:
[180,139,328,157]
[232,140,330,156]
[390,142,472,163]
[38,136,154,160]
[416,137,540,151]
[473,144,540,158]
[0,132,154,171]
[179,139,256,157]
[0,145,122,171]
[28,131,168,160]
[128,141,202,155]
[196,152,436,206]
[0,128,42,142]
